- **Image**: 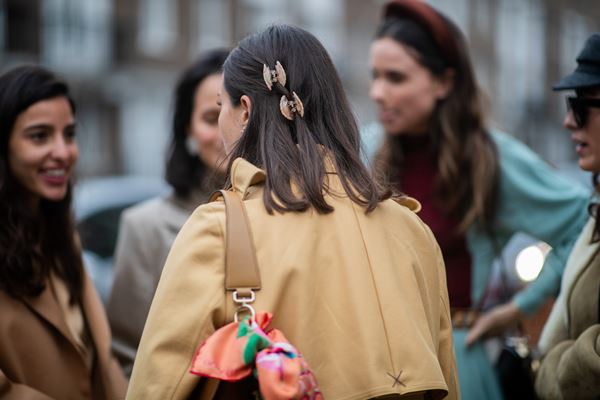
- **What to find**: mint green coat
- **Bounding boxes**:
[362,127,590,315]
[468,131,589,314]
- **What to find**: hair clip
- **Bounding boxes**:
[262,61,287,91]
[279,92,305,120]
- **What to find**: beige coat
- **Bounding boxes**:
[0,272,128,400]
[536,218,600,399]
[108,191,209,376]
[127,158,459,400]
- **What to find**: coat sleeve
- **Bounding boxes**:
[492,132,590,314]
[126,203,227,399]
[0,369,54,400]
[535,324,600,399]
[107,208,162,376]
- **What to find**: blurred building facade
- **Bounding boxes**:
[0,0,598,178]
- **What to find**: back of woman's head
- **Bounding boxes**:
[0,65,82,301]
[224,24,386,213]
[374,2,497,231]
[166,49,229,196]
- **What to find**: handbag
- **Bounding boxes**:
[496,332,537,399]
[485,245,538,399]
[189,189,323,400]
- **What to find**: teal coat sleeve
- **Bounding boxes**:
[491,131,590,314]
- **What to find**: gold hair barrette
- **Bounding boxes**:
[280,92,305,121]
[262,61,287,91]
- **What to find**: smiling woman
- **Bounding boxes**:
[8,96,78,204]
[0,65,127,399]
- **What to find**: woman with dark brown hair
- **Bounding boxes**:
[369,1,589,399]
[128,24,458,399]
[0,65,127,399]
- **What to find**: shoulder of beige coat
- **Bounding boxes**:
[209,158,266,202]
[392,195,422,213]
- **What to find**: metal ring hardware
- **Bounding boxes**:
[233,290,256,323]
[234,303,256,323]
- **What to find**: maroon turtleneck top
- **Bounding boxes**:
[397,135,472,309]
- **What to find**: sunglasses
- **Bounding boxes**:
[566,96,600,128]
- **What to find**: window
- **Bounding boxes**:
[5,0,41,55]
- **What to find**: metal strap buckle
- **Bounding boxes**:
[233,290,255,304]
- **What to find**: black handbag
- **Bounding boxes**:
[486,242,538,399]
[496,335,537,399]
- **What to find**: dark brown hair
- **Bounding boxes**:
[373,11,498,232]
[0,65,84,302]
[223,25,388,214]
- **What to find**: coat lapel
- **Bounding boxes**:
[81,273,110,357]
[563,219,600,292]
[22,283,79,350]
[80,272,129,397]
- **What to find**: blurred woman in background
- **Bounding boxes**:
[107,48,229,376]
[0,65,127,399]
[536,32,600,399]
[369,1,590,399]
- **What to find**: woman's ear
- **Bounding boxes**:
[240,95,252,126]
[434,68,455,100]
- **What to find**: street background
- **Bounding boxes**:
[1,0,599,180]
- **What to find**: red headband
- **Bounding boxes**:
[383,0,459,68]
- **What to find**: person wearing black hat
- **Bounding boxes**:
[368,1,590,399]
[535,33,600,400]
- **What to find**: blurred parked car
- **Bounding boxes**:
[74,176,169,303]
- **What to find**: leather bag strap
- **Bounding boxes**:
[212,189,261,292]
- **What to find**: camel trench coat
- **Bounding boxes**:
[0,272,128,399]
[127,158,459,400]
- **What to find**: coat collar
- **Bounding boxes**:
[22,282,79,350]
[22,272,110,370]
[226,150,338,198]
[563,218,600,290]
[224,156,422,212]
[230,158,266,199]
[539,217,600,353]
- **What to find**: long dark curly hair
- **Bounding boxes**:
[0,65,84,303]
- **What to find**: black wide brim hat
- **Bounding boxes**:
[554,33,600,91]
